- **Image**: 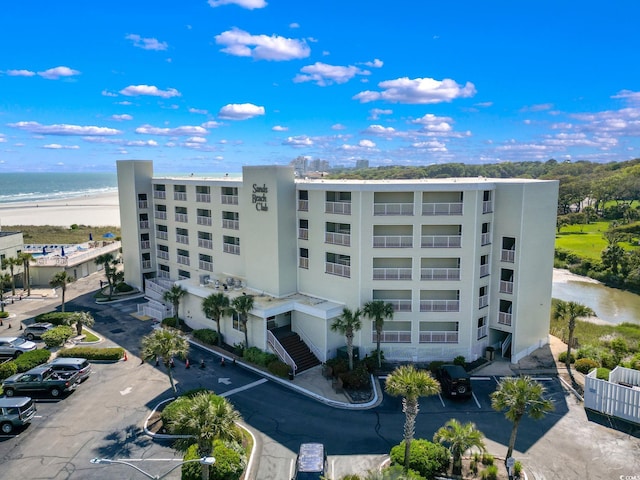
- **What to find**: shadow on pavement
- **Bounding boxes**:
[585,409,640,438]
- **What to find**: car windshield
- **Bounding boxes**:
[11,338,26,346]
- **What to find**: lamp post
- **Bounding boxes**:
[90,456,215,479]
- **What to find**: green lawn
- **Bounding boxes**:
[555,221,636,260]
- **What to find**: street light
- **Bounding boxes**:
[90,456,215,479]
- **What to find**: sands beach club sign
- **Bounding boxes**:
[252,183,269,211]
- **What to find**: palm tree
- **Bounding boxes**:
[330,307,362,371]
[169,392,242,480]
[163,284,187,329]
[2,256,21,296]
[231,294,254,348]
[17,252,34,296]
[94,252,120,299]
[491,376,555,460]
[141,329,189,394]
[202,292,230,346]
[433,419,486,476]
[0,272,11,313]
[72,311,95,336]
[385,365,441,472]
[553,300,595,369]
[49,271,75,312]
[363,300,394,368]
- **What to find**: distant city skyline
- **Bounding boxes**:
[1,0,639,173]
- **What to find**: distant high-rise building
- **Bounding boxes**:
[355,159,369,170]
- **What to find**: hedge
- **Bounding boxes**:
[14,349,51,372]
[267,359,291,378]
[42,325,76,347]
[0,361,18,381]
[243,346,278,367]
[57,346,124,361]
[34,311,76,326]
[181,440,246,480]
[193,328,220,346]
[390,439,449,479]
[575,358,599,374]
[0,311,8,319]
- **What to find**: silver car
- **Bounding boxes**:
[0,337,37,358]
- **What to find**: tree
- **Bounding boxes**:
[601,243,627,275]
[491,376,555,460]
[141,329,189,394]
[49,271,75,312]
[72,311,95,336]
[201,292,230,346]
[1,256,21,296]
[94,253,120,300]
[231,294,254,348]
[17,252,34,297]
[163,284,187,329]
[553,300,595,370]
[385,365,441,472]
[0,272,11,313]
[169,392,242,480]
[363,300,394,368]
[330,307,363,371]
[433,419,486,476]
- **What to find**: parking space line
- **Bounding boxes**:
[533,377,554,381]
[220,378,268,398]
[472,392,481,409]
[471,376,492,381]
[437,393,446,407]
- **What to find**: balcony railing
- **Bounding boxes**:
[373,203,414,216]
[498,312,512,326]
[481,232,491,246]
[198,239,213,249]
[500,280,514,294]
[176,234,189,245]
[325,201,351,215]
[299,257,309,269]
[421,235,461,248]
[422,202,463,216]
[325,262,350,278]
[483,200,493,213]
[157,250,169,260]
[298,228,309,240]
[138,200,148,209]
[421,268,460,281]
[174,192,187,201]
[196,193,211,203]
[480,264,490,277]
[156,231,168,240]
[477,325,488,340]
[373,331,411,343]
[373,235,413,248]
[325,232,351,246]
[177,255,190,265]
[199,260,213,272]
[223,219,239,230]
[419,331,459,343]
[479,295,489,309]
[298,199,309,211]
[373,268,412,280]
[380,299,412,312]
[142,260,152,269]
[154,211,167,220]
[153,191,166,199]
[139,220,150,229]
[197,216,212,226]
[221,194,238,205]
[175,213,188,223]
[420,299,459,312]
[158,270,170,279]
[223,243,240,255]
[501,249,515,263]
[140,240,150,250]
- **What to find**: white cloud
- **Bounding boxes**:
[135,124,209,136]
[119,85,181,98]
[294,62,369,86]
[359,139,376,148]
[117,101,133,105]
[612,90,640,103]
[42,144,80,149]
[218,103,265,120]
[0,135,5,143]
[186,136,207,143]
[102,90,117,97]
[411,140,447,152]
[208,0,267,9]
[363,58,383,68]
[8,121,121,136]
[363,124,397,135]
[189,108,208,115]
[369,108,392,120]
[6,69,35,77]
[38,66,80,80]
[111,114,133,121]
[331,124,346,130]
[125,34,168,51]
[215,28,310,61]
[520,103,554,112]
[82,137,158,147]
[202,121,222,128]
[353,77,476,104]
[283,135,313,146]
[410,113,454,133]
[272,125,288,131]
[289,22,300,29]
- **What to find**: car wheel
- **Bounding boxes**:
[456,384,468,395]
[50,387,61,398]
[4,388,15,397]
[13,351,23,359]
[26,333,35,341]
[1,422,13,434]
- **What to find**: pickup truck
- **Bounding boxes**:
[2,366,80,398]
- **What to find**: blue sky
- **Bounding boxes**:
[1,0,639,173]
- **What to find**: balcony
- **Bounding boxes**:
[498,312,512,326]
[156,231,168,240]
[373,203,414,216]
[380,299,412,312]
[325,201,351,215]
[140,240,150,250]
[198,239,213,249]
[373,268,412,280]
[139,220,150,229]
[479,295,489,309]
[298,199,309,211]
[223,219,239,230]
[176,235,189,245]
[174,192,187,201]
[373,235,413,248]
[421,235,461,248]
[500,280,514,294]
[481,232,491,246]
[153,191,166,199]
[154,211,167,220]
[483,201,493,214]
[419,331,459,343]
[177,255,190,266]
[221,195,238,205]
[175,213,188,223]
[223,243,240,255]
[501,249,515,263]
[299,257,309,269]
[420,300,459,312]
[157,251,169,260]
[422,202,463,216]
[421,268,460,281]
[197,216,212,226]
[199,260,214,272]
[158,270,170,279]
[480,264,490,277]
[298,228,309,240]
[325,261,350,278]
[325,232,351,246]
[373,331,411,343]
[138,200,148,209]
[142,260,152,269]
[196,193,211,203]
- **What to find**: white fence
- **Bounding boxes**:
[584,366,640,424]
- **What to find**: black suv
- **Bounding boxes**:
[437,364,472,398]
[23,322,54,341]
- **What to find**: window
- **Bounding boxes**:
[178,269,191,279]
[299,248,309,269]
[477,316,487,340]
[479,285,488,309]
[232,312,244,332]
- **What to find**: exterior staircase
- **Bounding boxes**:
[277,332,321,374]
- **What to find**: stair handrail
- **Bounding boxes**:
[267,330,297,374]
[296,327,324,363]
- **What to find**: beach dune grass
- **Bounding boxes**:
[4,225,121,245]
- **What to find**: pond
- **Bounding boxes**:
[552,269,640,325]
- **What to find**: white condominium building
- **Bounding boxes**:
[117,160,558,370]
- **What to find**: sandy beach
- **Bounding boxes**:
[0,191,120,227]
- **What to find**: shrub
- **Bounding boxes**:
[390,439,449,478]
[115,282,134,292]
[482,464,498,480]
[267,360,291,378]
[209,439,246,480]
[326,357,349,377]
[0,361,18,381]
[595,367,611,380]
[243,346,278,367]
[162,317,178,328]
[630,353,640,371]
[558,351,575,364]
[0,311,8,319]
[180,444,201,480]
[514,461,523,477]
[428,361,445,374]
[453,355,466,367]
[13,349,51,372]
[161,396,192,429]
[193,328,220,346]
[57,346,124,360]
[481,453,495,466]
[340,365,371,389]
[599,351,619,370]
[41,325,75,347]
[575,358,599,374]
[379,466,425,479]
[576,344,604,361]
[34,311,76,326]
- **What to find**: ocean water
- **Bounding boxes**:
[0,172,118,204]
